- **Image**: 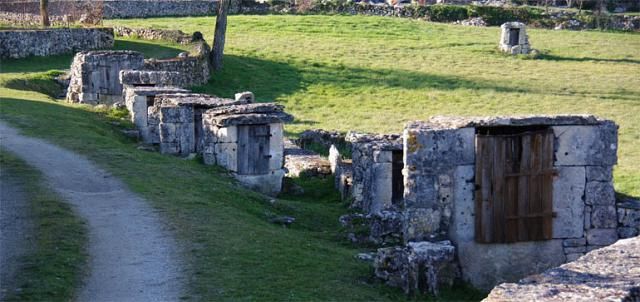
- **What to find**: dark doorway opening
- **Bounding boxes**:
[509,28,520,46]
[392,150,404,204]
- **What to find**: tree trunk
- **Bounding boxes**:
[40,0,50,27]
[211,0,230,72]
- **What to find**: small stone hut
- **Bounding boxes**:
[340,115,636,293]
[151,93,249,156]
[66,51,145,104]
[499,22,531,55]
[123,86,189,143]
[201,103,292,196]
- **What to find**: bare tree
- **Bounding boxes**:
[211,0,231,72]
[40,0,50,27]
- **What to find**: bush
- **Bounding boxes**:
[468,5,544,25]
[426,5,469,22]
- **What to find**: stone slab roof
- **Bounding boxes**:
[126,86,189,96]
[484,236,640,302]
[156,93,245,107]
[207,113,285,127]
[407,115,614,131]
[346,132,402,150]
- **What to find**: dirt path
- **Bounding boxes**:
[0,121,185,302]
[0,164,35,300]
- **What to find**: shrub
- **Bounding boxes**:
[426,5,469,22]
[468,5,544,25]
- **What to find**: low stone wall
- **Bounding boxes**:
[0,0,237,20]
[0,28,114,59]
[484,235,640,301]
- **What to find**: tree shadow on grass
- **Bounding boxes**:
[194,54,529,101]
[536,53,640,65]
[0,39,185,74]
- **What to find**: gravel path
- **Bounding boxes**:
[0,121,185,302]
[0,163,35,300]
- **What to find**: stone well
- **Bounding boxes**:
[499,22,531,55]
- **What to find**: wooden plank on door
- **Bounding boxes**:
[237,125,250,174]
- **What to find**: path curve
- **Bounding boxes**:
[0,121,185,302]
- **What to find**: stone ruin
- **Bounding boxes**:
[499,22,531,55]
[66,51,145,104]
[331,115,639,295]
[123,87,291,196]
[66,33,210,105]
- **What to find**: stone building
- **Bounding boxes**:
[339,115,637,294]
[123,86,190,144]
[202,103,293,196]
[66,51,145,104]
[151,94,249,156]
[499,22,531,55]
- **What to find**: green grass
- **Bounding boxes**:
[0,14,638,301]
[0,151,87,302]
[106,15,640,197]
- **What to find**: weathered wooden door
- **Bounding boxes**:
[475,128,555,243]
[237,124,271,175]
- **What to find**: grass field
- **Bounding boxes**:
[107,15,640,196]
[0,14,638,301]
[0,151,87,302]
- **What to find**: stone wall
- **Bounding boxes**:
[0,0,235,20]
[0,28,113,59]
[404,115,620,291]
[484,235,640,301]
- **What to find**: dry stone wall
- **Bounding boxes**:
[0,28,113,59]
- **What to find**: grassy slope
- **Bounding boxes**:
[108,15,640,197]
[0,35,482,301]
[0,151,87,302]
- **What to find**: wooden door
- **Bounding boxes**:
[237,124,271,175]
[475,128,555,243]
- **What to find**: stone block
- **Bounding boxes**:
[449,165,475,243]
[159,123,177,143]
[403,174,437,209]
[455,239,565,291]
[234,91,254,103]
[214,125,237,143]
[130,95,149,128]
[404,127,474,173]
[591,206,617,228]
[553,125,617,166]
[373,150,393,163]
[617,207,640,228]
[369,211,403,245]
[234,169,284,196]
[202,145,216,166]
[159,142,179,155]
[403,208,442,242]
[584,206,592,229]
[552,167,585,238]
[160,106,193,123]
[617,227,638,239]
[563,246,587,254]
[374,241,457,296]
[562,238,586,247]
[214,143,238,171]
[585,181,615,205]
[371,163,393,213]
[268,123,284,171]
[586,245,606,252]
[586,229,617,246]
[565,253,584,262]
[586,166,613,182]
